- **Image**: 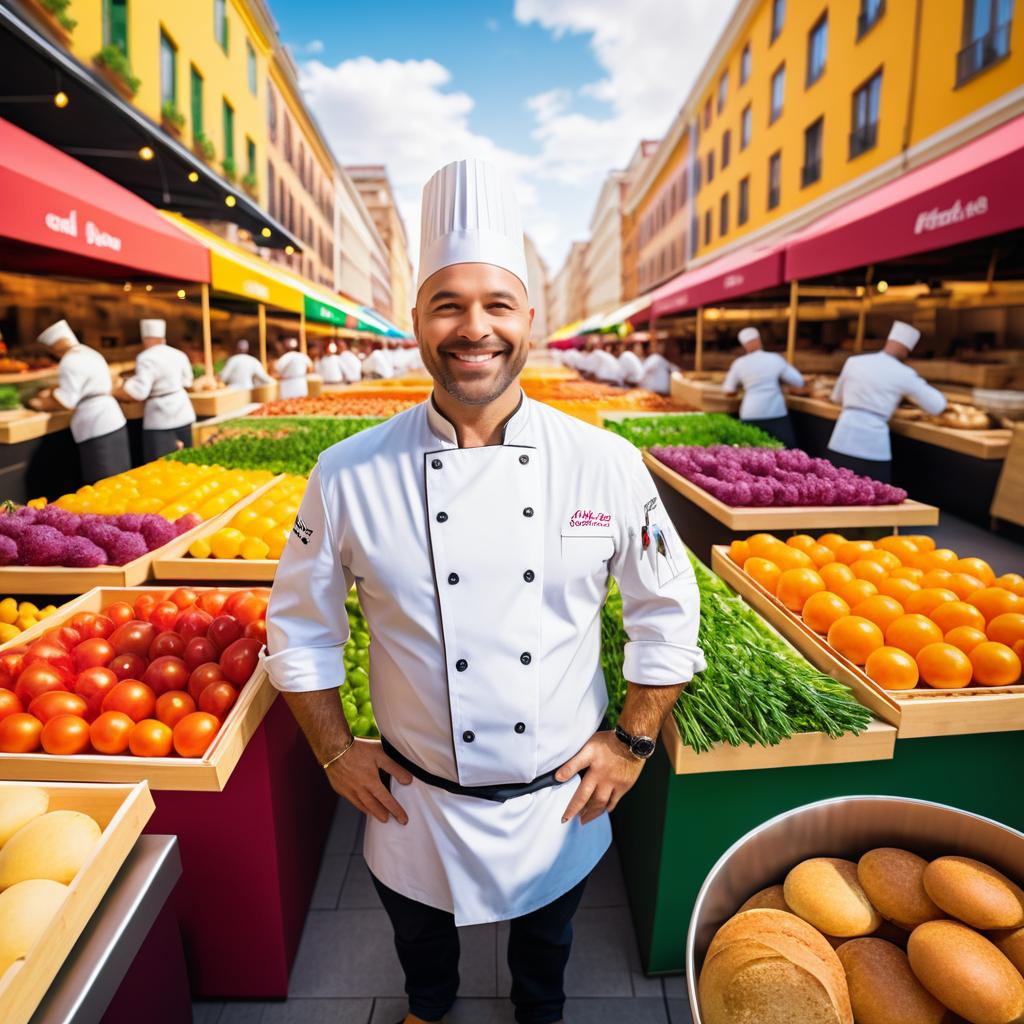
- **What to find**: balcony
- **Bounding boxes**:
[848,121,878,159]
[956,21,1012,86]
[856,0,885,40]
[801,160,822,187]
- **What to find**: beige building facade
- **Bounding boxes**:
[334,167,392,312]
[523,234,550,343]
[583,171,628,318]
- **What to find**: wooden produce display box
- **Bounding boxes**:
[670,372,739,414]
[189,387,252,419]
[0,410,72,446]
[908,358,1017,390]
[0,780,154,1024]
[711,546,1024,739]
[991,423,1024,528]
[0,588,275,790]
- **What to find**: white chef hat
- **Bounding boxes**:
[36,319,78,347]
[888,321,921,351]
[417,157,529,296]
[140,319,166,338]
[738,327,761,346]
[284,337,298,350]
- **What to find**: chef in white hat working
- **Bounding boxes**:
[586,340,626,386]
[827,320,947,483]
[273,337,313,399]
[218,339,273,390]
[27,319,131,483]
[639,338,679,395]
[618,341,644,387]
[337,340,363,383]
[721,326,805,447]
[315,341,345,385]
[113,319,195,462]
[361,339,395,380]
[265,156,704,1024]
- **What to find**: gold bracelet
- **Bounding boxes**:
[321,735,355,771]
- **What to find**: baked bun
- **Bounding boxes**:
[739,884,790,914]
[859,848,945,930]
[923,857,1024,930]
[785,858,883,937]
[989,927,1024,976]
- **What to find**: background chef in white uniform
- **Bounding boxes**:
[273,338,313,399]
[28,319,131,484]
[587,340,625,385]
[337,340,363,383]
[316,341,345,384]
[639,338,678,395]
[828,320,947,484]
[218,338,272,390]
[618,341,644,386]
[265,157,704,1024]
[721,326,804,447]
[114,319,195,462]
[362,341,395,380]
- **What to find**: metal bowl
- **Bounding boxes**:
[685,795,1024,1023]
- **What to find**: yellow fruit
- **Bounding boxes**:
[17,602,38,619]
[817,533,847,552]
[0,623,20,644]
[0,598,17,625]
[263,526,290,559]
[0,879,69,975]
[240,537,271,560]
[231,508,260,530]
[0,810,102,888]
[189,538,213,559]
[14,616,37,632]
[776,568,826,612]
[210,528,244,560]
[246,515,276,537]
[0,786,49,846]
[728,540,751,566]
[37,605,57,619]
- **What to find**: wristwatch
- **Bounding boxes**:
[614,723,657,760]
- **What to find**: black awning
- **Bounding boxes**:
[0,3,302,252]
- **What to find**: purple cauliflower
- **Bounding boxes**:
[0,535,17,565]
[116,513,147,532]
[36,506,82,536]
[62,536,107,568]
[79,522,148,565]
[173,513,202,536]
[17,525,68,566]
[139,515,177,549]
[0,515,27,539]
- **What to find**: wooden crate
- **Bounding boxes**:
[189,387,253,419]
[991,424,1024,527]
[250,381,278,404]
[0,410,71,446]
[0,780,154,1024]
[643,450,939,530]
[0,587,275,790]
[670,373,740,414]
[711,547,1024,739]
[909,359,1016,389]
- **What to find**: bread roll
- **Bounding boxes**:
[739,884,790,914]
[859,848,945,930]
[908,920,1024,1024]
[989,927,1024,975]
[836,938,951,1024]
[923,857,1024,930]
[785,858,883,937]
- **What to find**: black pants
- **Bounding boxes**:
[78,426,131,484]
[743,414,797,449]
[372,874,587,1024]
[827,449,893,484]
[141,424,193,463]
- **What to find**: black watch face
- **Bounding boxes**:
[632,737,656,758]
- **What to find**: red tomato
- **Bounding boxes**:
[224,589,269,618]
[70,612,98,632]
[105,602,135,627]
[219,637,261,686]
[72,637,115,672]
[41,714,91,755]
[102,680,156,722]
[174,607,212,642]
[207,615,242,652]
[0,712,42,752]
[149,631,185,660]
[74,666,119,718]
[195,591,230,617]
[89,711,133,754]
[128,719,173,757]
[108,653,147,681]
[188,662,224,704]
[109,621,157,658]
[183,637,218,672]
[173,711,220,757]
[148,601,180,633]
[78,614,115,640]
[243,619,268,646]
[0,649,27,690]
[24,639,73,678]
[29,690,88,724]
[133,595,157,622]
[155,691,196,729]
[0,688,23,721]
[199,682,238,718]
[168,588,198,610]
[226,592,268,627]
[142,656,189,696]
[15,663,70,704]
[43,625,82,651]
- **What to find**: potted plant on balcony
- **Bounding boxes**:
[241,171,258,197]
[221,156,237,183]
[193,132,215,163]
[161,101,185,138]
[92,44,140,100]
[26,0,76,45]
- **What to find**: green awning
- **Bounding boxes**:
[303,293,348,326]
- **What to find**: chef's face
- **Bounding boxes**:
[414,263,533,407]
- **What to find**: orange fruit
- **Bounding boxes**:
[774,546,815,571]
[821,562,856,591]
[928,600,986,634]
[801,591,851,634]
[865,646,919,690]
[968,587,1023,624]
[746,557,782,595]
[878,577,922,603]
[748,533,784,559]
[944,573,986,601]
[1015,639,1024,661]
[786,534,816,552]
[903,534,936,552]
[728,539,751,566]
[863,549,901,572]
[904,588,959,616]
[850,559,889,586]
[885,614,944,657]
[922,548,959,571]
[828,615,885,665]
[953,557,994,586]
[994,573,1024,597]
[875,536,920,563]
[987,612,1024,649]
[807,543,836,568]
[969,642,1021,687]
[852,595,905,633]
[944,626,989,655]
[817,533,847,553]
[920,569,954,589]
[776,568,826,612]
[834,579,879,608]
[891,566,925,582]
[836,540,876,565]
[916,642,973,690]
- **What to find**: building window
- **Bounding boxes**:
[740,42,752,84]
[704,98,712,128]
[214,0,228,51]
[802,117,823,186]
[767,151,781,209]
[704,209,713,246]
[283,116,292,163]
[771,0,786,41]
[807,12,828,86]
[738,177,750,226]
[694,157,702,194]
[741,105,752,149]
[104,0,128,56]
[159,30,176,107]
[857,0,885,38]
[722,129,732,170]
[850,69,882,157]
[957,0,1013,85]
[719,193,730,236]
[222,99,234,163]
[706,149,715,184]
[770,64,785,123]
[690,214,699,256]
[246,137,256,179]
[267,82,277,143]
[190,66,203,136]
[267,161,276,218]
[718,71,729,113]
[246,41,257,95]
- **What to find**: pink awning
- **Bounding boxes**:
[785,114,1024,281]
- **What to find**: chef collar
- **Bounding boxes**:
[426,389,531,448]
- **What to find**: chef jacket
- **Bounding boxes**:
[52,344,126,443]
[220,353,272,389]
[276,351,313,399]
[122,344,196,431]
[828,352,947,462]
[362,349,395,379]
[264,394,705,925]
[722,350,804,421]
[339,351,362,383]
[589,350,624,385]
[618,350,644,386]
[640,354,678,395]
[316,354,345,384]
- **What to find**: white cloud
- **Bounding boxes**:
[291,39,325,55]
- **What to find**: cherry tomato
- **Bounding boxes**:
[226,592,268,627]
[72,637,115,672]
[105,602,135,627]
[174,608,212,642]
[74,666,119,718]
[207,615,242,652]
[142,656,189,696]
[149,631,185,660]
[199,681,238,719]
[133,595,157,622]
[146,601,179,633]
[102,680,156,722]
[78,614,115,640]
[195,591,230,617]
[15,663,70,704]
[109,621,157,658]
[183,637,218,672]
[219,637,261,686]
[24,639,73,678]
[155,691,196,729]
[41,714,91,755]
[43,625,82,651]
[0,649,27,690]
[0,688,23,721]
[0,712,42,752]
[128,718,173,757]
[243,619,267,646]
[168,588,198,610]
[29,690,88,724]
[89,710,134,754]
[224,589,269,619]
[188,662,225,704]
[70,612,98,633]
[173,711,220,758]
[108,653,147,681]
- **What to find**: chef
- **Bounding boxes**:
[316,342,345,385]
[361,340,395,380]
[618,341,644,387]
[218,339,272,390]
[265,157,704,1024]
[274,338,313,399]
[115,319,195,462]
[828,320,947,483]
[639,339,679,395]
[588,341,625,386]
[27,320,130,484]
[337,341,362,383]
[721,326,804,447]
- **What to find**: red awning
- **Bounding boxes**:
[650,242,785,319]
[785,114,1024,281]
[0,117,209,282]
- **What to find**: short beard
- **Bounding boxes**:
[430,345,528,407]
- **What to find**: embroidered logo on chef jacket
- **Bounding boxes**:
[567,509,612,530]
[291,517,313,545]
[641,497,684,588]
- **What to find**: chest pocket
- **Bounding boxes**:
[560,528,615,579]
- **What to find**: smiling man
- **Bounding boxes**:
[265,158,704,1024]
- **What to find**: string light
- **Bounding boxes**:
[187,171,200,183]
[53,91,69,109]
[877,280,889,293]
[139,146,155,161]
[261,227,271,238]
[224,195,236,207]
[122,282,132,292]
[285,245,295,255]
[144,285,153,292]
[176,289,186,299]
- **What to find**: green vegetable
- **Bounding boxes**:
[340,589,378,738]
[0,387,21,411]
[605,413,783,449]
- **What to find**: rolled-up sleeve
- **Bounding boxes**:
[906,375,947,416]
[264,463,354,692]
[610,452,706,687]
[52,356,83,410]
[122,355,153,402]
